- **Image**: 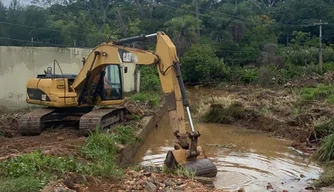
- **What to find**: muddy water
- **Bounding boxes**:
[134,113,322,192]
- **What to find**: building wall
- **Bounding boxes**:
[0,46,137,110]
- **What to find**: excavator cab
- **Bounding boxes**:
[89,64,123,102]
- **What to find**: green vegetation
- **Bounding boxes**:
[313,119,334,188]
[129,92,161,108]
[301,84,334,104]
[0,151,85,192]
[1,0,334,87]
[79,127,124,178]
[139,65,161,92]
[315,119,334,139]
[0,176,48,192]
[316,133,334,163]
[0,125,138,191]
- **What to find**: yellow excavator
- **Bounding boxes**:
[18,32,217,177]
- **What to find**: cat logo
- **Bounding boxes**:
[41,94,46,101]
[118,49,138,63]
[123,52,132,62]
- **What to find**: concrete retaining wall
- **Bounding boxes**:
[0,46,138,110]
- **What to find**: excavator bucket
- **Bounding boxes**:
[165,148,217,177]
[164,134,218,177]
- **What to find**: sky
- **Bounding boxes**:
[1,0,32,7]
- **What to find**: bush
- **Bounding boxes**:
[139,65,161,92]
[180,43,229,85]
[323,62,334,72]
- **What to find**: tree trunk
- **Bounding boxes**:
[116,8,127,36]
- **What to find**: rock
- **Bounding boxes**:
[305,186,315,190]
[300,174,305,178]
[163,187,173,192]
[266,182,273,190]
[174,184,186,190]
[164,180,176,187]
[282,190,288,192]
[147,177,154,183]
[238,187,246,192]
[144,181,157,192]
[57,136,64,141]
[205,184,215,189]
[194,177,214,185]
[144,172,152,177]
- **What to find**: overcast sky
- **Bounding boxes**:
[2,0,32,7]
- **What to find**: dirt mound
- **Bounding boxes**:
[284,71,334,88]
[0,111,26,137]
[0,129,84,161]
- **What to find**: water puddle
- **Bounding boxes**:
[133,113,322,192]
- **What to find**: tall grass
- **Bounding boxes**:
[316,133,334,163]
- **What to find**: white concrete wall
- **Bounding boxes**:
[0,46,137,110]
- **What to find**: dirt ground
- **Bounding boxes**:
[0,128,85,161]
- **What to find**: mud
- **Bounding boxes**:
[0,128,84,161]
[134,113,323,192]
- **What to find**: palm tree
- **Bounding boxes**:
[164,15,202,55]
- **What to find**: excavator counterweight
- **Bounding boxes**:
[18,32,218,177]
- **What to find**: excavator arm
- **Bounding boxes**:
[70,32,217,177]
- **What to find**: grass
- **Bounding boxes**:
[0,125,138,191]
[301,84,334,104]
[0,176,50,192]
[316,133,334,163]
[0,150,86,192]
[174,166,196,179]
[161,164,196,179]
[128,92,161,108]
[315,119,334,139]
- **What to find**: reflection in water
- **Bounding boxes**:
[134,113,322,192]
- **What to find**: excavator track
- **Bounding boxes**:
[79,106,129,136]
[18,108,56,135]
